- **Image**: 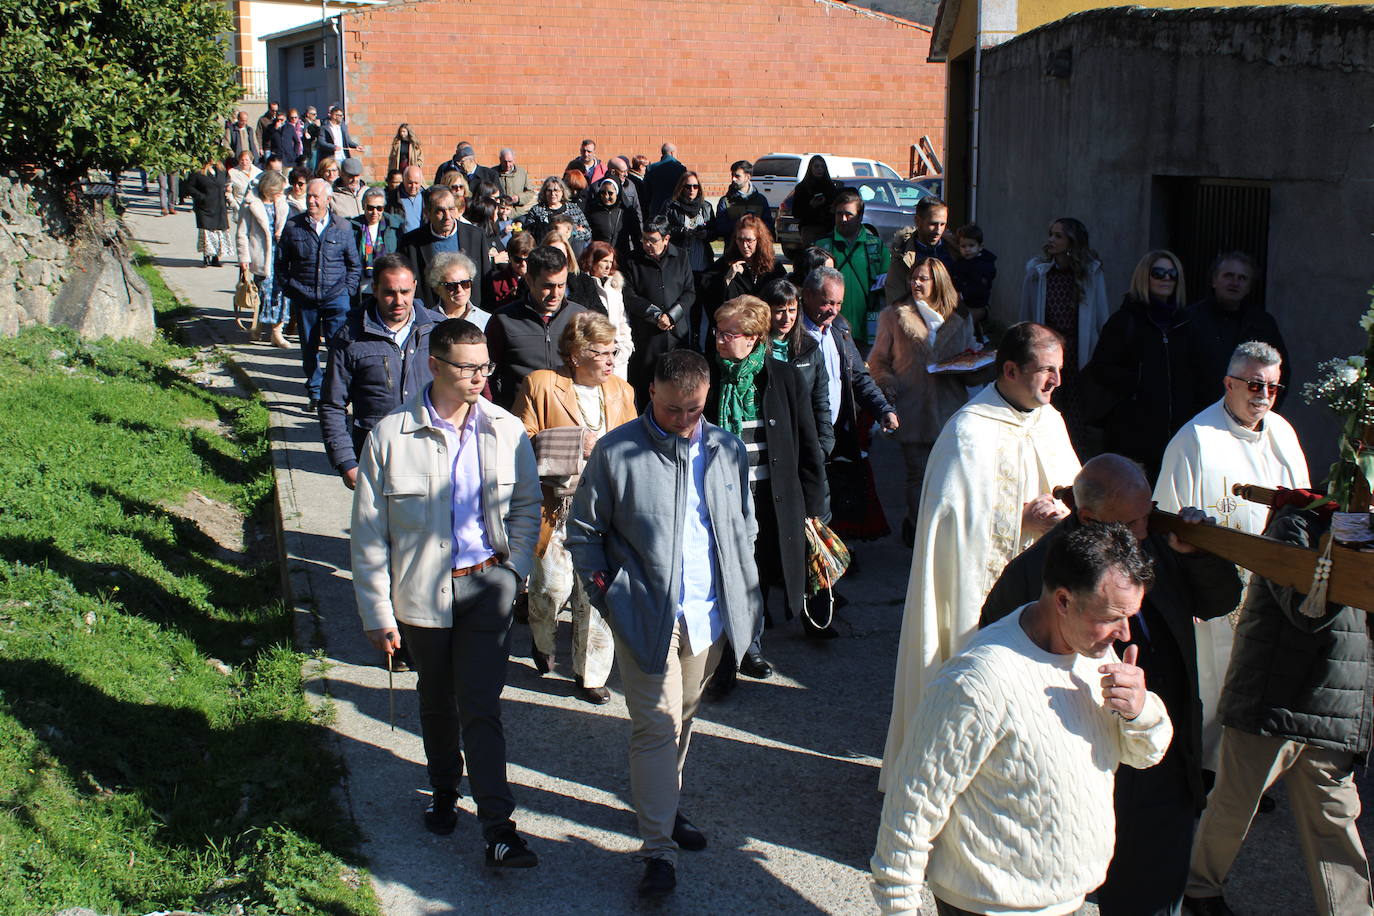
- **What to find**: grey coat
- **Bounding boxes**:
[1219,507,1374,758]
[566,413,764,675]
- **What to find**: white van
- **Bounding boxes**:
[751,153,903,214]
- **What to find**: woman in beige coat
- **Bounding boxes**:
[236,170,291,346]
[511,313,637,704]
[868,255,974,541]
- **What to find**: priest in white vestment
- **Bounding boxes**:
[881,323,1081,790]
[1154,341,1308,768]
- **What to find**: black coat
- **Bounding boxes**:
[1220,508,1374,758]
[566,273,603,317]
[186,168,229,231]
[706,356,828,618]
[825,314,894,459]
[623,243,697,403]
[664,197,717,268]
[398,223,493,311]
[790,174,838,233]
[707,255,787,311]
[1185,295,1290,417]
[981,514,1241,810]
[484,296,589,408]
[784,333,835,456]
[1085,294,1196,481]
[585,199,638,260]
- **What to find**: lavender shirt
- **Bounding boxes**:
[424,387,494,569]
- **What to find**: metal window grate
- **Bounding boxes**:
[1157,177,1270,306]
[303,44,316,68]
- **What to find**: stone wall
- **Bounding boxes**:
[0,173,154,343]
[0,174,72,336]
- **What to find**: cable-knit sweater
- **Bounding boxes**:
[872,606,1173,915]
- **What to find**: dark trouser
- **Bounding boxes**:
[398,563,520,841]
[1095,757,1194,916]
[934,900,981,916]
[294,293,351,399]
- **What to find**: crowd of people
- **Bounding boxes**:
[179,102,1366,913]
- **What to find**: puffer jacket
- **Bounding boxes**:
[319,305,441,472]
[276,211,362,303]
[1219,507,1374,759]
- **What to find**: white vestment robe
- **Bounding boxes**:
[879,383,1081,791]
[1153,399,1309,767]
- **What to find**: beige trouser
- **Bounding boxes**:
[1187,727,1373,915]
[616,618,724,866]
[527,523,615,688]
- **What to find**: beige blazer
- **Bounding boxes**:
[511,367,638,556]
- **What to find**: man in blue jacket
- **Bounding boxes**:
[566,349,764,900]
[277,179,362,409]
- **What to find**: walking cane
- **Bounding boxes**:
[387,649,395,731]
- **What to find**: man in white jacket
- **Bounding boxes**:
[351,317,542,869]
[872,523,1173,916]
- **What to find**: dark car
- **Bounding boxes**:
[776,176,937,260]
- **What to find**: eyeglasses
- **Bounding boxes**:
[1228,376,1284,396]
[1149,266,1179,281]
[433,355,495,378]
[713,328,756,342]
[441,279,473,291]
[585,348,620,362]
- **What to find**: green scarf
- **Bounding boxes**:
[770,337,790,361]
[716,344,767,437]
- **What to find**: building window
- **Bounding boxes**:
[303,43,316,69]
[1154,177,1270,306]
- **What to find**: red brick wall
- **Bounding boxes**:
[339,0,945,197]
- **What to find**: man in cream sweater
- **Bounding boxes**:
[872,523,1173,915]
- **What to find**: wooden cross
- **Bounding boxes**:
[1147,485,1374,612]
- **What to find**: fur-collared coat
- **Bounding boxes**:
[868,298,975,446]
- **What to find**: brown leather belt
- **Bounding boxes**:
[452,556,499,578]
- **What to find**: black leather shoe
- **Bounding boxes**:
[485,828,538,868]
[638,857,676,898]
[424,789,459,835]
[672,812,707,851]
[389,643,412,672]
[532,646,554,675]
[740,651,773,679]
[306,398,319,412]
[1182,897,1235,916]
[575,677,610,705]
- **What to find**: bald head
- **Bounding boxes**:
[402,165,424,195]
[1074,454,1152,541]
[661,142,676,158]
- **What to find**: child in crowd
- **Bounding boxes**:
[496,195,517,247]
[949,223,997,337]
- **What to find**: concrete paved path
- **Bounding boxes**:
[120,179,1369,916]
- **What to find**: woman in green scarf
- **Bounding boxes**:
[704,296,830,699]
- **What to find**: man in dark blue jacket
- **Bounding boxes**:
[277,178,362,409]
[399,185,492,312]
[320,253,439,488]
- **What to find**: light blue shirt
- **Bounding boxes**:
[803,314,843,425]
[425,387,494,570]
[398,192,425,232]
[648,412,723,656]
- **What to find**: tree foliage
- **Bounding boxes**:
[0,0,241,182]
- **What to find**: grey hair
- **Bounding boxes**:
[256,170,287,198]
[802,265,844,294]
[498,147,514,158]
[427,251,478,295]
[1227,340,1281,376]
[305,178,332,197]
[361,186,386,205]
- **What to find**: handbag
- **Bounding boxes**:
[233,276,260,332]
[802,516,851,629]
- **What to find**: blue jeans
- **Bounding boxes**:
[294,293,350,398]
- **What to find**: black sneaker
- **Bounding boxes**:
[638,857,676,898]
[485,829,538,868]
[672,812,707,851]
[423,790,459,835]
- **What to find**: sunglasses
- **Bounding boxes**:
[1228,376,1284,396]
[684,184,700,190]
[364,205,385,211]
[1149,266,1179,281]
[442,279,473,291]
